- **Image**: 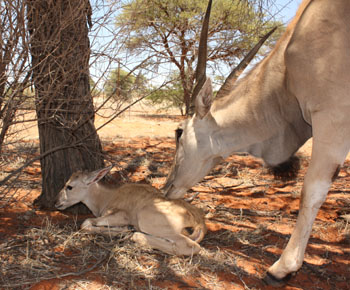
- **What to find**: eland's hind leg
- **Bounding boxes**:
[266,114,350,283]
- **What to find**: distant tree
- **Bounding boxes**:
[147,73,185,115]
[104,68,147,102]
[104,69,146,102]
[115,0,282,115]
[104,68,135,101]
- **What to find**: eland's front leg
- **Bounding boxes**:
[265,120,350,284]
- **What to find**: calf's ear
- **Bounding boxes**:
[86,165,113,185]
[195,78,213,119]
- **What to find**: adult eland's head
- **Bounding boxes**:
[163,78,223,199]
[163,0,275,199]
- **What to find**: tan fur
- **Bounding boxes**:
[164,0,350,281]
[55,168,206,256]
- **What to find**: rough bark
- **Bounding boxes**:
[26,0,104,211]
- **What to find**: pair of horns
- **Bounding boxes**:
[190,0,277,112]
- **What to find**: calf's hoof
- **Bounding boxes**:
[81,219,94,231]
[132,232,149,246]
[262,271,293,287]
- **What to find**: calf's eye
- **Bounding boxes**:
[66,185,73,190]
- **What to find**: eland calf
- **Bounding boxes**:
[55,166,206,256]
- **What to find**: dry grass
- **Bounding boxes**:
[0,214,270,290]
[1,135,350,289]
[0,218,110,288]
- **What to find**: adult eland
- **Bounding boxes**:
[163,0,350,285]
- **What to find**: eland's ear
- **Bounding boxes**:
[86,165,113,185]
[195,78,213,119]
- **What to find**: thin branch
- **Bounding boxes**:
[0,79,174,187]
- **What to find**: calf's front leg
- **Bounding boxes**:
[81,210,130,235]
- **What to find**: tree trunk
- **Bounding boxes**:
[27,0,104,211]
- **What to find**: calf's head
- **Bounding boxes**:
[55,166,112,210]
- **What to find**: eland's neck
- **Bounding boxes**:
[209,27,311,166]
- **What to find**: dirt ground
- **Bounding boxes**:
[0,107,349,290]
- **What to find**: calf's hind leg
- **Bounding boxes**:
[134,210,202,255]
[132,232,201,256]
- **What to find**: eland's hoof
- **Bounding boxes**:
[262,271,293,287]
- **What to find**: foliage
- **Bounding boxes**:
[147,73,185,115]
[104,68,147,102]
[115,0,283,114]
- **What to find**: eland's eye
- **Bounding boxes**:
[175,128,183,142]
[66,185,73,190]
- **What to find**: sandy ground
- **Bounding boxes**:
[1,105,349,290]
